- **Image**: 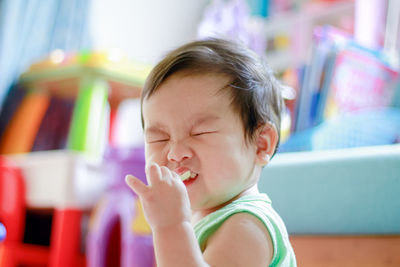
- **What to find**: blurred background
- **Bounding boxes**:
[1,0,399,152]
[0,0,399,266]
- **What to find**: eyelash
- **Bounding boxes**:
[192,131,215,136]
[149,139,169,143]
[147,131,216,143]
[145,136,169,144]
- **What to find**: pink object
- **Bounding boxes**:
[354,0,387,49]
[329,47,399,115]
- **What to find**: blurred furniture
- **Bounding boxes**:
[259,144,400,266]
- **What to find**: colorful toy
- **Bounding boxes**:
[31,96,74,151]
[0,49,151,267]
[0,92,50,154]
[66,77,109,157]
[0,156,49,267]
[87,146,154,267]
[4,49,152,156]
[1,149,105,267]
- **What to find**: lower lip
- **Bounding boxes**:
[183,174,198,186]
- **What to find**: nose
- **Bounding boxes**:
[167,140,193,163]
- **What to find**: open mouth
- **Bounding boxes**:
[183,172,198,185]
[177,169,198,184]
[181,170,197,180]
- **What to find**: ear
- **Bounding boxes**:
[255,123,278,166]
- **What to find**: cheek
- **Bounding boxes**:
[201,141,244,173]
[207,139,256,174]
[145,144,166,165]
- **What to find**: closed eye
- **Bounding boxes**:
[192,131,216,136]
[148,138,169,144]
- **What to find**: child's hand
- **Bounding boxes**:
[126,162,192,230]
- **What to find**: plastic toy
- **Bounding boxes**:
[0,223,5,240]
[49,209,86,267]
[0,156,49,266]
[0,50,151,267]
[66,77,109,157]
[31,96,74,151]
[87,146,154,267]
[1,149,104,267]
[0,92,50,154]
[10,49,151,155]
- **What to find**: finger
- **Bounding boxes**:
[160,166,173,184]
[125,174,149,197]
[146,162,162,186]
[172,170,183,180]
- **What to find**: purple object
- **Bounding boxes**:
[104,146,147,191]
[87,146,154,267]
[197,0,267,56]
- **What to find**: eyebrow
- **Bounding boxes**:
[191,114,220,128]
[144,123,168,136]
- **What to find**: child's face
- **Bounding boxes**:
[142,73,260,212]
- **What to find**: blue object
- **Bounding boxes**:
[0,222,6,241]
[260,144,400,234]
[247,0,269,17]
[0,0,91,108]
[280,108,400,152]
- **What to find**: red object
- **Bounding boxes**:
[108,108,118,146]
[106,219,121,267]
[0,156,49,266]
[49,209,86,267]
[0,157,25,241]
[0,157,86,267]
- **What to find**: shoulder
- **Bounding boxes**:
[203,212,274,267]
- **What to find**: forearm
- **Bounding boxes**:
[152,221,209,267]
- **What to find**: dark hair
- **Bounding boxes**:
[141,38,285,152]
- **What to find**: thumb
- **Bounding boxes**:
[125,174,149,197]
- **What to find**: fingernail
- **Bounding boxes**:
[125,174,133,183]
[147,162,158,170]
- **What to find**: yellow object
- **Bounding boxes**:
[280,108,291,143]
[181,170,191,181]
[131,199,152,235]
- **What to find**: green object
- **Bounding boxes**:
[77,50,92,64]
[67,77,108,157]
[194,194,296,267]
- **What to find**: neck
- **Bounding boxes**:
[191,184,260,225]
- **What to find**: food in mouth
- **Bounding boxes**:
[180,170,191,181]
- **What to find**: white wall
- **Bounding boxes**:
[89,0,208,65]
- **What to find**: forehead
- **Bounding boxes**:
[155,72,231,97]
[142,73,233,119]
